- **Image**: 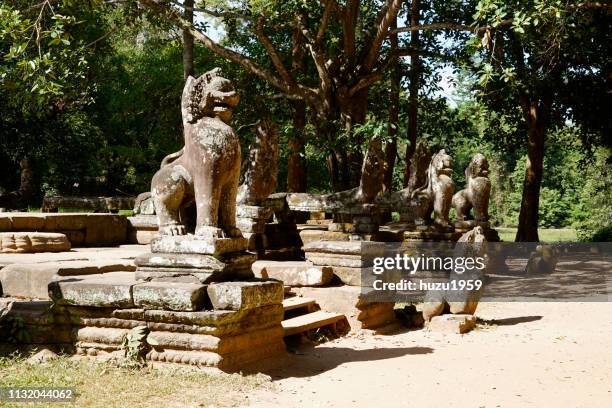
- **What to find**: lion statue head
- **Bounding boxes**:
[181,67,240,124]
[466,153,489,180]
[430,149,453,180]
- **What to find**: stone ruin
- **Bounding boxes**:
[0,69,504,370]
[0,68,286,370]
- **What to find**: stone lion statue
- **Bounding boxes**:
[236,120,280,206]
[452,153,491,223]
[412,149,455,229]
[150,68,242,239]
[422,226,488,321]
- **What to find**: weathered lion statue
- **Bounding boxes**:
[422,226,488,322]
[411,149,455,229]
[236,120,280,206]
[452,153,491,223]
[150,68,242,239]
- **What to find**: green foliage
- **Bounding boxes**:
[120,325,158,367]
[0,308,31,344]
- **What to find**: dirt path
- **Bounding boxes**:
[247,302,612,408]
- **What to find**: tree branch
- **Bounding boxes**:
[364,0,402,70]
[316,0,335,44]
[296,14,332,97]
[341,0,359,61]
[139,0,307,97]
[391,2,610,36]
[391,21,501,35]
[255,17,295,86]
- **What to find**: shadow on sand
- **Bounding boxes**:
[262,345,433,379]
[478,315,542,326]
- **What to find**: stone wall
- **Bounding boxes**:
[0,213,127,247]
[1,278,286,371]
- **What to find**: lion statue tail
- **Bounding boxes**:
[160,148,184,168]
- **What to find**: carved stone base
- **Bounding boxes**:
[151,235,247,256]
[135,252,255,283]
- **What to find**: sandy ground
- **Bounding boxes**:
[247,302,612,408]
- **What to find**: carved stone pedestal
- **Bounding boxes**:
[236,205,272,252]
[136,235,255,283]
[299,240,397,330]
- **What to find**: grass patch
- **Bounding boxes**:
[497,227,578,242]
[0,354,272,408]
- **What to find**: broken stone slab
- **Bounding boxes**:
[252,260,333,286]
[0,232,70,253]
[427,314,476,334]
[207,281,283,310]
[151,235,247,256]
[133,281,209,311]
[49,272,137,308]
[0,260,137,299]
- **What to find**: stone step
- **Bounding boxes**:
[282,297,316,313]
[282,310,345,337]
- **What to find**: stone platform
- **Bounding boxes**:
[0,245,143,299]
[2,275,287,371]
[0,212,127,246]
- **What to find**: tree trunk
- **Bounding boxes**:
[182,0,194,80]
[383,16,400,193]
[515,101,548,242]
[403,0,420,187]
[287,101,307,192]
[341,91,368,190]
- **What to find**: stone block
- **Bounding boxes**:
[427,314,476,334]
[133,281,208,311]
[151,236,247,256]
[252,260,333,286]
[127,215,158,229]
[49,273,137,308]
[331,266,362,286]
[135,251,255,282]
[143,304,284,327]
[236,218,266,233]
[305,253,365,268]
[207,281,283,310]
[84,214,127,246]
[303,240,385,256]
[236,205,272,219]
[6,213,46,230]
[0,261,136,299]
[135,252,252,270]
[292,286,396,330]
[0,232,71,253]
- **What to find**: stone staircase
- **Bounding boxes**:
[281,295,348,338]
